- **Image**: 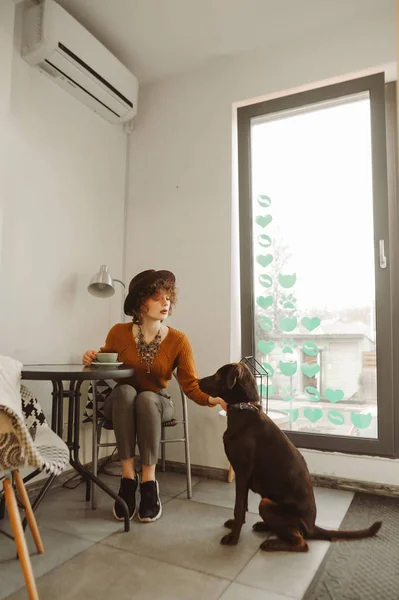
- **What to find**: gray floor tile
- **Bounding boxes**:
[220,582,294,600]
[27,477,174,543]
[102,498,262,580]
[33,484,125,542]
[176,481,354,530]
[236,541,330,599]
[0,527,92,600]
[177,478,260,513]
[313,487,354,529]
[153,470,201,497]
[5,543,230,600]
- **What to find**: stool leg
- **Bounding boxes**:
[227,464,235,483]
[14,472,44,554]
[85,479,91,502]
[3,476,39,600]
[181,394,192,499]
[161,426,166,472]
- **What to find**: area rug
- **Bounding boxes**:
[303,492,399,600]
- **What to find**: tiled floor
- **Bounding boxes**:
[0,470,353,600]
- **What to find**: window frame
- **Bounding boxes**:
[237,73,396,457]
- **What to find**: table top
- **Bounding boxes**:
[21,364,135,381]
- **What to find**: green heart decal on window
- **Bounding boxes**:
[256,215,272,228]
[305,386,320,402]
[259,274,273,288]
[327,410,345,426]
[257,254,273,268]
[258,383,276,398]
[301,317,321,332]
[258,316,273,332]
[302,342,319,357]
[304,408,323,423]
[257,340,276,355]
[279,360,297,376]
[324,388,344,403]
[258,234,272,248]
[283,394,295,402]
[257,194,271,207]
[301,363,320,378]
[260,362,274,377]
[350,412,372,429]
[286,408,299,423]
[279,316,297,332]
[278,273,296,288]
[256,295,273,310]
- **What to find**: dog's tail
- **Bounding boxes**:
[305,521,382,541]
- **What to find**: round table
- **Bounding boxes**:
[21,364,134,531]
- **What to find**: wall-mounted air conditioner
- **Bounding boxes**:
[19,0,139,125]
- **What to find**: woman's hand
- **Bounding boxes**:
[208,396,228,411]
[82,350,98,366]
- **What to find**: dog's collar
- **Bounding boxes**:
[228,402,260,412]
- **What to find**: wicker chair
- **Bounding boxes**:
[0,356,69,600]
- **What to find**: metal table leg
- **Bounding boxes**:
[91,380,98,510]
[51,381,59,432]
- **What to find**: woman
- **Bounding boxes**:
[82,269,225,523]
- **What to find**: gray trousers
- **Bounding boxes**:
[102,384,174,465]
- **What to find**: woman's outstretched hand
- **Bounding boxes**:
[208,396,228,411]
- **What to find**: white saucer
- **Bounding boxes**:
[92,361,123,368]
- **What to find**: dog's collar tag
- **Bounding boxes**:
[229,402,259,412]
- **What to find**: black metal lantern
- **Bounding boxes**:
[240,356,269,414]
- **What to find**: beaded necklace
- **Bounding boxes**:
[136,324,162,373]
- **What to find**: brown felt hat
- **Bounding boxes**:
[123,269,176,316]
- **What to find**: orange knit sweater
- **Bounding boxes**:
[100,323,211,406]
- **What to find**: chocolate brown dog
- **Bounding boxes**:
[199,362,382,552]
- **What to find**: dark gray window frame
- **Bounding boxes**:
[237,73,396,457]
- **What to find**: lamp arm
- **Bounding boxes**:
[112,279,126,322]
[113,279,126,289]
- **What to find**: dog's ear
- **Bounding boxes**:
[225,363,245,389]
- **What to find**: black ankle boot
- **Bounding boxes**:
[138,480,162,523]
[113,475,139,521]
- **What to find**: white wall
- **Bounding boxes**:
[126,5,399,482]
[0,3,126,435]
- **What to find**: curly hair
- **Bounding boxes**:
[129,278,177,324]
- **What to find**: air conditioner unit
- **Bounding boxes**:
[19,0,139,125]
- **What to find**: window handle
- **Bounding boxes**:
[379,240,387,269]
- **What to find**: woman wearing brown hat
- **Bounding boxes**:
[82,269,226,524]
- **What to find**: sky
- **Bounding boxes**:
[250,95,377,317]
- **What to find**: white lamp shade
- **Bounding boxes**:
[88,265,115,298]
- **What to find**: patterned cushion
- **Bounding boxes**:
[0,407,69,475]
[83,380,114,423]
[0,430,22,470]
[20,384,47,440]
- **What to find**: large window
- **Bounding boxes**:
[238,74,396,456]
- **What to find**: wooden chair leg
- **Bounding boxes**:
[14,472,44,554]
[3,477,39,600]
[227,464,235,483]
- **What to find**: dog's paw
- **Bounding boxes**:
[224,519,235,529]
[260,539,309,552]
[221,533,239,546]
[259,540,273,551]
[252,521,269,532]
